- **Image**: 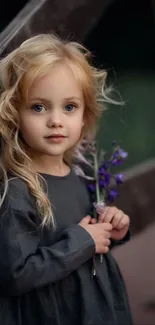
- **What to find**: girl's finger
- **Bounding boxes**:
[98,207,108,223]
[111,211,124,228]
[91,218,97,224]
[115,214,130,230]
[101,207,117,223]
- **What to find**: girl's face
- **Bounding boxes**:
[18,63,85,160]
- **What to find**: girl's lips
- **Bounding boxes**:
[45,134,66,138]
[45,135,66,143]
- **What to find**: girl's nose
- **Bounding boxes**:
[47,110,63,128]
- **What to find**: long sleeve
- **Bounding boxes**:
[0,187,95,296]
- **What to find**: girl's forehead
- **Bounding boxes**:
[28,64,84,99]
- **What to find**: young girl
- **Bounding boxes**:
[0,34,132,325]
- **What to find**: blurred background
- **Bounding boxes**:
[0,0,155,323]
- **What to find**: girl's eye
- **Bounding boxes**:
[31,104,46,112]
[64,104,76,112]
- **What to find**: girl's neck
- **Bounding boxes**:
[31,156,70,176]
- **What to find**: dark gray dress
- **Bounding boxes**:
[0,169,132,325]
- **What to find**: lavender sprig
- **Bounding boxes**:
[87,141,128,205]
[73,139,128,275]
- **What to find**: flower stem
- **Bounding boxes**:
[93,152,100,206]
[93,151,104,267]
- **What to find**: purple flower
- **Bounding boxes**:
[98,168,111,188]
[98,167,110,177]
[115,173,124,185]
[99,177,110,189]
[111,158,123,166]
[101,161,110,170]
[118,149,128,159]
[107,189,118,202]
[88,183,96,193]
[78,139,127,208]
[111,148,128,165]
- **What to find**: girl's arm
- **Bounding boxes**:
[0,195,95,297]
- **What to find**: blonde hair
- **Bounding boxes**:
[0,33,114,227]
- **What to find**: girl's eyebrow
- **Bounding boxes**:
[29,96,82,103]
[29,97,50,104]
[63,97,82,102]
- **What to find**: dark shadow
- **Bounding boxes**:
[0,0,29,32]
[84,0,155,72]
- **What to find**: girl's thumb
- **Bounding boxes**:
[79,215,91,226]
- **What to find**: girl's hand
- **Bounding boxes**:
[79,216,112,254]
[98,206,130,241]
